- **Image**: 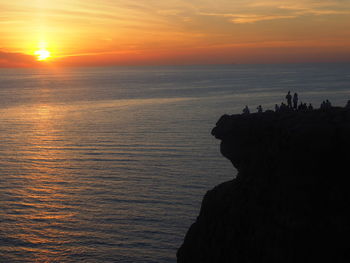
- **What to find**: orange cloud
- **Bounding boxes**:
[0,50,39,68]
[198,12,297,23]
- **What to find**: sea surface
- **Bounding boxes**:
[0,63,349,262]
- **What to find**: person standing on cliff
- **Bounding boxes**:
[286,91,292,109]
[242,105,250,115]
[293,93,298,110]
[275,104,280,112]
[257,105,263,113]
[346,100,350,108]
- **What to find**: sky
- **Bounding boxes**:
[1,0,350,67]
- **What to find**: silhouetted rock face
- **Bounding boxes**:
[177,108,350,263]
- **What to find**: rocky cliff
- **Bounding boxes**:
[177,107,350,263]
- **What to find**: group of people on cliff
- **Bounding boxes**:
[242,91,345,115]
[277,91,314,112]
[320,100,332,110]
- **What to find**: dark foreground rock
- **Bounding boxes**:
[178,108,350,263]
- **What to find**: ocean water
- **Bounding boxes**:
[0,63,349,262]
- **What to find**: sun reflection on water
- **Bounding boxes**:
[1,101,84,262]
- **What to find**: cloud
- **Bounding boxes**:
[0,50,38,68]
[198,12,297,23]
[196,0,350,24]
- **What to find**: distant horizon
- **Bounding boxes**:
[1,57,350,69]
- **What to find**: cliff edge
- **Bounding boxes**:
[177,107,350,263]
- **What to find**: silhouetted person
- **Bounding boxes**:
[346,100,350,108]
[308,103,313,111]
[257,105,263,113]
[298,102,302,111]
[293,93,298,110]
[280,102,288,112]
[275,104,280,112]
[242,105,250,115]
[286,91,292,109]
[298,102,307,111]
[321,100,331,110]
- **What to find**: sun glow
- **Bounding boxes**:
[35,49,51,61]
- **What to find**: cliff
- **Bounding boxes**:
[177,107,350,263]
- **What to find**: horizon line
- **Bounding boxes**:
[1,60,350,70]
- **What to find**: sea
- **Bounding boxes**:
[0,63,349,262]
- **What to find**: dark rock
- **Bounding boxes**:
[178,108,350,263]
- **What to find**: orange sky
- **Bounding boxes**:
[1,0,350,67]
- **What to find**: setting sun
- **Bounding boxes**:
[35,49,51,61]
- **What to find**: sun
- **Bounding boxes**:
[35,49,51,61]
